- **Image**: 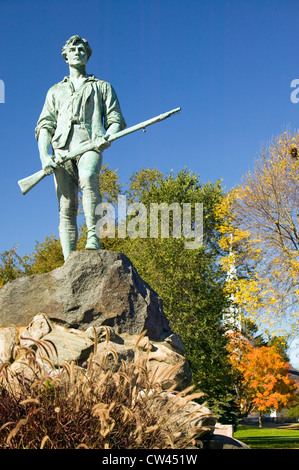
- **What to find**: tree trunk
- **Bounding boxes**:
[258,413,263,428]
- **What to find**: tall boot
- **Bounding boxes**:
[59,214,78,260]
[82,190,101,250]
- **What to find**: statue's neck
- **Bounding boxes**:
[68,65,87,79]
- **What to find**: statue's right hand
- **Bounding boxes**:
[41,155,58,175]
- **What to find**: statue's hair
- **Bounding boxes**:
[62,35,92,61]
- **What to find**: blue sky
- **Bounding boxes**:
[1,0,298,257]
[1,0,299,362]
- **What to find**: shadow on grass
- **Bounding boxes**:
[240,436,299,449]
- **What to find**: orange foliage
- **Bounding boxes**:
[228,333,298,417]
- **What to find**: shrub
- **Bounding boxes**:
[0,336,207,449]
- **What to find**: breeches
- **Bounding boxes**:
[53,124,102,258]
[54,150,102,222]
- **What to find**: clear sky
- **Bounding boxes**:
[0,0,299,362]
[0,0,298,256]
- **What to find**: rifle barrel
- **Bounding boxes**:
[107,107,181,142]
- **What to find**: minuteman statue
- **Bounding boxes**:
[35,35,126,261]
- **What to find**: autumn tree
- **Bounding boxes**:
[228,333,298,427]
[216,130,299,335]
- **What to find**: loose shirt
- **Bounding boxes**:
[35,74,126,150]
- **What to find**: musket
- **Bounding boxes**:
[18,107,181,195]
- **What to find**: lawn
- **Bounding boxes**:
[234,424,299,449]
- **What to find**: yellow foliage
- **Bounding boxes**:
[216,131,299,335]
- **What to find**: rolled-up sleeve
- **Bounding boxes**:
[102,82,126,131]
[35,87,57,140]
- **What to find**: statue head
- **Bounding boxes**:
[62,35,92,63]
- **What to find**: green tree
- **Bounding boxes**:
[99,163,123,204]
[102,168,237,422]
[126,167,163,202]
[28,236,64,275]
[285,395,299,420]
[0,246,32,285]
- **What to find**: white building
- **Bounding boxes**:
[222,244,243,332]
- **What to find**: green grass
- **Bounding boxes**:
[234,424,299,449]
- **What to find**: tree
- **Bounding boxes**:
[126,167,163,203]
[99,164,123,204]
[228,333,298,427]
[241,319,290,361]
[101,168,238,422]
[285,395,299,421]
[27,236,64,274]
[0,246,32,286]
[216,130,299,335]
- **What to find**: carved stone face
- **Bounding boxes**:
[65,41,88,67]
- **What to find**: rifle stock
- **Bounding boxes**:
[18,169,48,195]
[18,107,181,195]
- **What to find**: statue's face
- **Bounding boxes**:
[65,41,88,67]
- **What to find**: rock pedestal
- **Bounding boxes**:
[0,249,249,448]
[0,250,171,340]
[0,250,191,391]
